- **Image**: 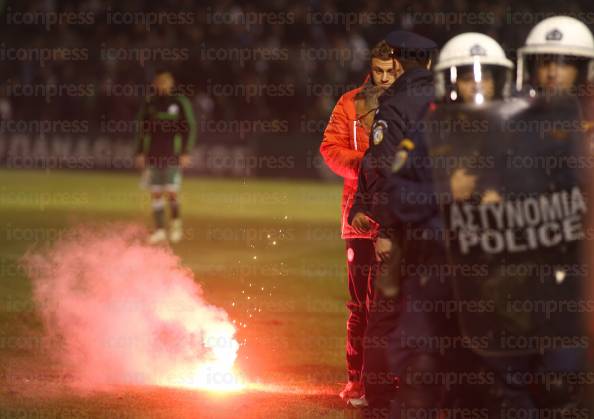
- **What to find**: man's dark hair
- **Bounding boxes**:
[370,40,393,61]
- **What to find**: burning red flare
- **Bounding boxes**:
[24,225,243,392]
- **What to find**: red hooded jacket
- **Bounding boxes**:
[320,85,376,239]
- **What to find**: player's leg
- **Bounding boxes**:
[149,189,167,244]
[167,190,182,243]
[166,166,183,243]
[341,238,375,403]
[146,166,167,243]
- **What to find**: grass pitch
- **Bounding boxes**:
[0,169,363,419]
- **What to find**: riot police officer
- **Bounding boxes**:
[517,15,594,99]
[383,32,514,418]
[424,22,593,417]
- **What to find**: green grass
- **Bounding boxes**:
[0,170,362,419]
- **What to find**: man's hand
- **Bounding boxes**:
[374,237,392,262]
[135,154,145,170]
[482,189,502,204]
[351,212,372,234]
[450,168,477,201]
[179,154,191,169]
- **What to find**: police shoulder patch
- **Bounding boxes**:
[372,120,388,145]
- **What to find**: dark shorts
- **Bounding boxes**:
[147,166,182,192]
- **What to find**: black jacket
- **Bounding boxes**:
[348,67,435,237]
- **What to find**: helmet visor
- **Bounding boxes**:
[437,63,511,104]
[522,53,592,95]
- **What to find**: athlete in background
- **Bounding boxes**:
[136,70,197,244]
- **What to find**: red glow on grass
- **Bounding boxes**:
[24,225,245,393]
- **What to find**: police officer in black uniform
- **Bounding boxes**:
[348,31,437,416]
[418,23,592,418]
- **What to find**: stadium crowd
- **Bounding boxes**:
[0,0,592,137]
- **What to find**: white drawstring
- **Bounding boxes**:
[353,120,358,150]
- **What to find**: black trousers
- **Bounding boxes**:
[363,247,454,418]
[362,262,400,407]
[345,238,376,382]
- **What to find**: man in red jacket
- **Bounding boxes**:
[320,40,400,405]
